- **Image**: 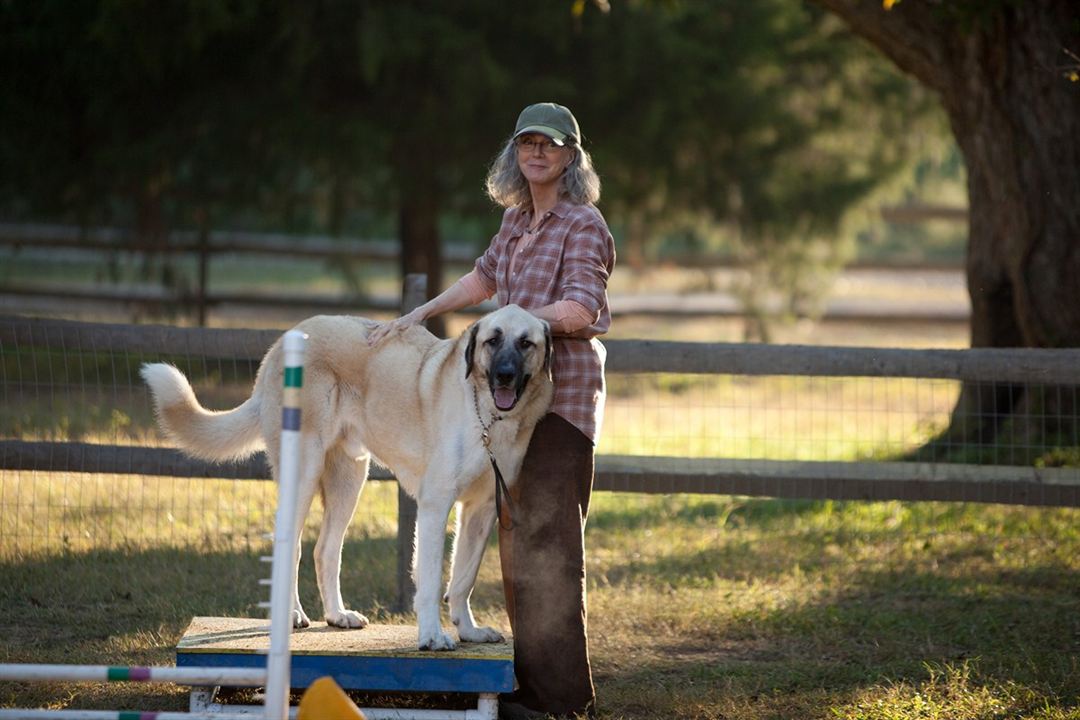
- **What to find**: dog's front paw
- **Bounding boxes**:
[418,629,457,652]
[326,610,369,629]
[292,608,311,629]
[457,625,504,644]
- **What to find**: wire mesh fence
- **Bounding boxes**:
[2,314,1079,561]
[0,317,397,558]
[601,373,962,461]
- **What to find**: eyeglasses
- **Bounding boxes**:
[515,136,563,155]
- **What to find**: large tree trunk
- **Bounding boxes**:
[812,0,1080,458]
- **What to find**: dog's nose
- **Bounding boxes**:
[494,360,517,386]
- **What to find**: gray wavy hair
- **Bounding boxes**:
[484,138,602,209]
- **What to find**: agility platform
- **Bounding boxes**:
[176,616,514,718]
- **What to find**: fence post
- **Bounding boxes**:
[195,210,210,327]
[395,274,425,613]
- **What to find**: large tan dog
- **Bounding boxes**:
[141,304,553,651]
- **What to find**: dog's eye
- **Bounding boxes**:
[484,337,499,347]
[518,338,533,350]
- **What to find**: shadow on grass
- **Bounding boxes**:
[587,495,831,533]
[591,531,1080,718]
[0,534,401,664]
[0,532,522,713]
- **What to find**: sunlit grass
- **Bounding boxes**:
[600,374,959,460]
[0,472,398,557]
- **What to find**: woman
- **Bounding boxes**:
[369,102,614,719]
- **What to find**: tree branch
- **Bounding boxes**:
[810,0,949,93]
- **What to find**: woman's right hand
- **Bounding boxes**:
[367,307,427,346]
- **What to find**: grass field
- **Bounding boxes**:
[3,270,1079,717]
[2,488,1079,719]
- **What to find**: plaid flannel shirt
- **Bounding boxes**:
[474,198,616,443]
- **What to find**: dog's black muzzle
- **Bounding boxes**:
[488,348,530,411]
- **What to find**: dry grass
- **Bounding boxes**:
[3,493,1080,718]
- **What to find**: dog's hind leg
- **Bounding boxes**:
[316,447,369,629]
[446,496,502,643]
[413,484,459,651]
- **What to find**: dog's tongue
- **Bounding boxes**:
[494,387,517,411]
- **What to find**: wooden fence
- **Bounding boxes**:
[0,222,969,324]
[2,274,1077,604]
[2,313,1077,507]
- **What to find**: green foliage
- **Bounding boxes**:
[578,2,935,232]
[0,0,941,264]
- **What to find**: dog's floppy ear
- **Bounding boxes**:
[464,323,480,379]
[542,322,553,382]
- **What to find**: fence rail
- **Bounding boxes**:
[0,222,478,262]
[3,440,1077,507]
[1,222,969,323]
[1,221,964,268]
[2,314,1072,383]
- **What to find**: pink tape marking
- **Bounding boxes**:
[128,667,152,681]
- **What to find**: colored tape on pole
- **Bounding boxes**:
[106,667,151,682]
[283,364,303,430]
[282,407,301,431]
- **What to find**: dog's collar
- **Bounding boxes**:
[472,386,514,531]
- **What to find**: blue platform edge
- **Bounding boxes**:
[176,650,515,694]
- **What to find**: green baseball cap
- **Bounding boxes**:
[513,102,581,146]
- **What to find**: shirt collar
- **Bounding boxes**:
[549,196,572,219]
[518,196,572,229]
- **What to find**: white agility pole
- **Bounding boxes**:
[0,711,264,720]
[262,330,306,720]
[0,331,308,720]
[0,666,266,686]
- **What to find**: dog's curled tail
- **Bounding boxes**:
[140,363,264,462]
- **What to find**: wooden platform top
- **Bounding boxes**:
[178,616,514,662]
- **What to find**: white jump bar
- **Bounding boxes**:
[0,711,262,720]
[0,664,267,687]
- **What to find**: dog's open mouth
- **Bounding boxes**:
[493,386,518,411]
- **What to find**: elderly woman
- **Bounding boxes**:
[370,102,614,719]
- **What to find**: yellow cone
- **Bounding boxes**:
[297,676,367,720]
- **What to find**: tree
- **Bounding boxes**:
[1,0,949,345]
[0,1,318,297]
[276,0,936,336]
[811,0,1080,455]
[569,0,936,336]
[237,1,567,335]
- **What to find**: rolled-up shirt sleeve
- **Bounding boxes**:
[551,299,596,334]
[559,218,611,323]
[457,269,495,305]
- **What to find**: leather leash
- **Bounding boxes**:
[472,386,514,530]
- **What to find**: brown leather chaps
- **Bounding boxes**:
[499,412,596,717]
